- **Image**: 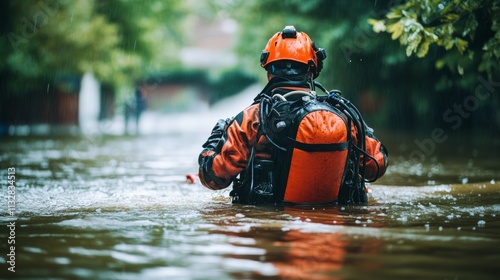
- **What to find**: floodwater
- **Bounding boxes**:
[1,108,500,279]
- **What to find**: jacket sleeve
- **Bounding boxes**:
[198,104,261,190]
[362,126,388,181]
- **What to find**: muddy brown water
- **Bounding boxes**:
[0,128,499,280]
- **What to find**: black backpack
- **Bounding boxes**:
[230,79,379,205]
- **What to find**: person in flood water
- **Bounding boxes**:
[124,87,146,135]
[198,26,388,205]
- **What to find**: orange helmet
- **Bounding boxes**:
[260,26,326,78]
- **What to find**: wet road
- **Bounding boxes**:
[1,116,500,279]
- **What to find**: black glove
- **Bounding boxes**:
[202,118,231,152]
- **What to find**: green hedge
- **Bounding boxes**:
[209,69,258,103]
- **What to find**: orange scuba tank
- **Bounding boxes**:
[267,93,352,205]
[230,78,371,205]
[282,107,349,204]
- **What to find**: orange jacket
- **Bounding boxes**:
[198,93,388,191]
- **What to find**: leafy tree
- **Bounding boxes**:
[369,0,499,80]
[0,0,190,93]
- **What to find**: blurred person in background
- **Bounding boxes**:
[124,87,146,135]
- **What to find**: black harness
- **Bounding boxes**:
[230,78,381,205]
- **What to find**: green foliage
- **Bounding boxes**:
[136,67,256,104]
[210,68,257,103]
[139,69,210,86]
[369,0,500,79]
[0,0,190,92]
